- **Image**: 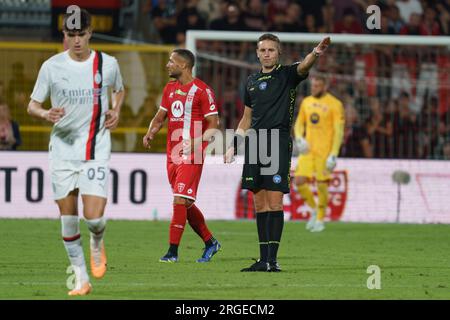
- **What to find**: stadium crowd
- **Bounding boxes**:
[141,0,449,160]
[1,0,449,161]
[144,0,450,45]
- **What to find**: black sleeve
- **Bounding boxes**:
[289,63,308,86]
[244,78,252,108]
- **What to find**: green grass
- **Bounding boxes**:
[0,219,449,299]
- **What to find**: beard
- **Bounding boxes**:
[313,90,325,98]
[169,70,181,79]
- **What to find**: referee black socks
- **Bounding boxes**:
[256,211,269,262]
[267,211,284,263]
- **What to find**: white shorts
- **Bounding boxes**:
[50,159,109,200]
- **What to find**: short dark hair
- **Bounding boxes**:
[312,75,327,84]
[257,33,281,52]
[173,49,195,69]
[63,8,91,32]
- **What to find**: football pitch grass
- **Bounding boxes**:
[0,219,449,300]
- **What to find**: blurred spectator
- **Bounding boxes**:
[151,0,178,44]
[266,0,290,30]
[332,0,362,22]
[209,1,248,31]
[198,0,226,21]
[366,97,393,158]
[0,100,21,151]
[436,0,450,35]
[391,92,420,158]
[278,2,304,32]
[352,79,371,122]
[442,140,450,159]
[297,0,327,27]
[387,5,405,34]
[333,7,364,34]
[243,0,267,31]
[414,52,438,113]
[176,5,207,45]
[420,6,441,35]
[395,0,423,24]
[432,135,450,160]
[341,100,373,158]
[418,96,440,158]
[399,12,422,34]
[370,15,391,34]
[390,48,414,101]
[300,13,321,33]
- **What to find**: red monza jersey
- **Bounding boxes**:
[160,78,218,164]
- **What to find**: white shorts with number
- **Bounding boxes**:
[50,160,109,200]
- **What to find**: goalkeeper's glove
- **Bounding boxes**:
[326,155,337,171]
[296,138,309,155]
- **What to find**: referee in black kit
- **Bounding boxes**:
[225,33,330,272]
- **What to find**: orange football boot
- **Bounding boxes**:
[68,282,92,296]
[90,241,107,279]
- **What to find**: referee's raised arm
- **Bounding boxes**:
[296,37,331,76]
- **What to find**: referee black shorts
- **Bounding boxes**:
[241,130,292,194]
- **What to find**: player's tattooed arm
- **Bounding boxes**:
[143,108,167,149]
[202,114,220,143]
[297,37,330,77]
[105,89,125,130]
[27,100,65,123]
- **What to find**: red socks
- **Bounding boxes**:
[169,203,212,245]
[187,204,212,242]
[169,204,187,245]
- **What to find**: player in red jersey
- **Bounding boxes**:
[143,49,221,263]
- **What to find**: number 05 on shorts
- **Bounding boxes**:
[50,160,109,200]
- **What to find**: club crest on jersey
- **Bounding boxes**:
[209,104,216,111]
[94,72,102,85]
[177,183,185,193]
[310,113,320,124]
[171,100,184,118]
[259,82,267,91]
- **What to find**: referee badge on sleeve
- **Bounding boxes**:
[273,175,282,184]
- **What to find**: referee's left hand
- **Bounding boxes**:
[105,109,119,130]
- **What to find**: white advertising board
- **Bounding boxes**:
[1,152,449,223]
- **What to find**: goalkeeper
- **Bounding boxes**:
[294,76,344,232]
